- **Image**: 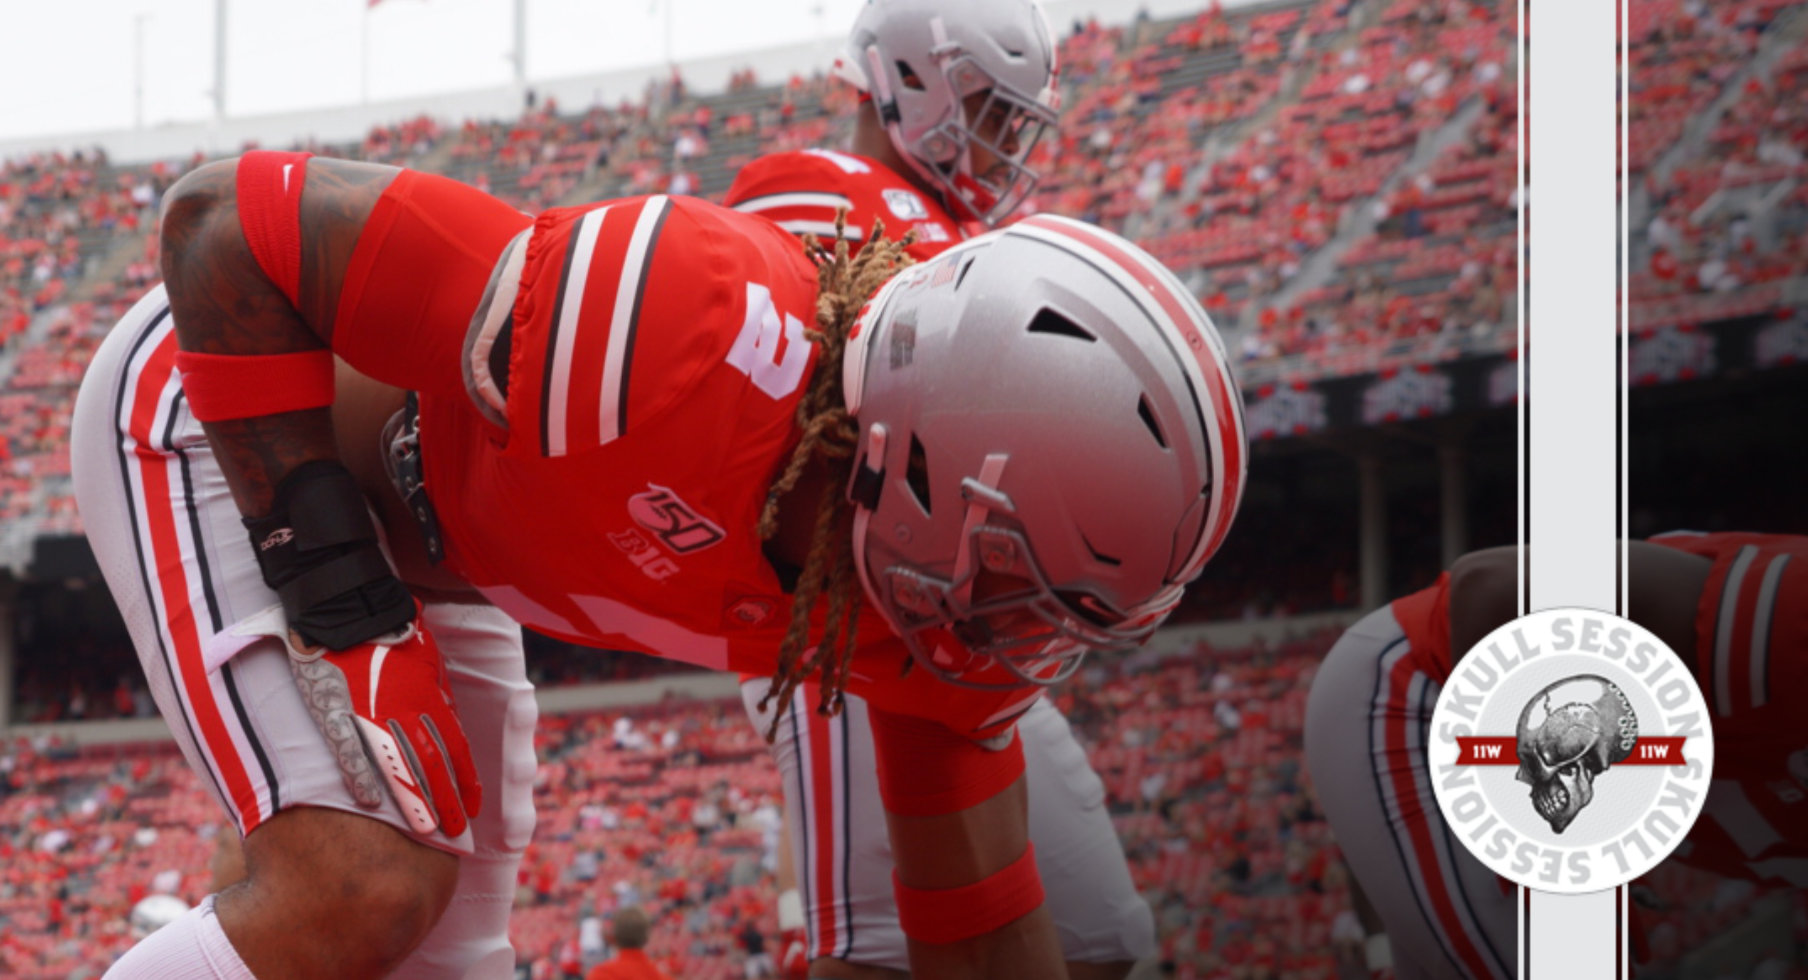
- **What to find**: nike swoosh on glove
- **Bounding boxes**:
[235,603,481,836]
[780,928,810,980]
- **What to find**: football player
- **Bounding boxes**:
[725,3,1156,978]
[728,0,1057,243]
[1303,536,1807,979]
[72,151,1246,979]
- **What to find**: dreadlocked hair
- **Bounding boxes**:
[756,212,916,741]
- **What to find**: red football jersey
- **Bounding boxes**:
[1646,531,1808,886]
[723,149,961,263]
[415,193,1040,739]
[1395,535,1808,885]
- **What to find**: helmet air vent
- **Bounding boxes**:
[1026,308,1095,342]
[896,61,926,90]
[1137,395,1167,449]
[1079,532,1122,568]
[954,256,976,291]
[905,435,933,515]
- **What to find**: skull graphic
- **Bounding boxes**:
[1515,675,1639,834]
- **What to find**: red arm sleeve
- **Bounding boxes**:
[332,170,532,396]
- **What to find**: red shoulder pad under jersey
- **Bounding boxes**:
[333,168,532,398]
[1391,572,1454,681]
[723,149,960,263]
[1648,531,1808,885]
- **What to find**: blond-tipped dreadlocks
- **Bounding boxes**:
[756,213,915,740]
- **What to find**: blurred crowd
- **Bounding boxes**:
[4,0,1808,974]
[0,636,1355,979]
[5,0,1808,538]
[3,633,1800,978]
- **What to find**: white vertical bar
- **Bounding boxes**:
[1617,0,1633,974]
[1526,0,1623,972]
[1530,0,1618,616]
[1518,885,1526,980]
[1528,890,1619,978]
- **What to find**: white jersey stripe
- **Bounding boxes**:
[791,686,831,957]
[119,324,271,830]
[545,206,610,458]
[158,385,279,826]
[827,699,851,959]
[775,219,864,240]
[734,191,854,213]
[1749,553,1788,709]
[123,331,224,797]
[1371,638,1508,979]
[1714,546,1757,717]
[598,196,670,447]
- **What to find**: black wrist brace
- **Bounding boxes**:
[244,460,414,650]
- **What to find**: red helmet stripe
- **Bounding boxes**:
[1018,214,1245,574]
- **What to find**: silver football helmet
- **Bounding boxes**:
[843,214,1248,687]
[833,0,1061,225]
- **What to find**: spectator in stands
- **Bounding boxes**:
[586,906,673,980]
[738,918,775,979]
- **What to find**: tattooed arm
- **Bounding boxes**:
[160,158,485,841]
[158,156,399,517]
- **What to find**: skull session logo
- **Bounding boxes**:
[1429,609,1714,893]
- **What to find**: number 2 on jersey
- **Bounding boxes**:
[727,282,811,399]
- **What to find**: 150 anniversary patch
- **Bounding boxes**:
[1429,608,1715,893]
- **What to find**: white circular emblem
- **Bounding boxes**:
[1428,608,1715,894]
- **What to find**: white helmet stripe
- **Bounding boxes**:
[1013,215,1245,579]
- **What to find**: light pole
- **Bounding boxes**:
[213,0,227,122]
[134,13,150,130]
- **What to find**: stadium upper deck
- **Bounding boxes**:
[1,0,1803,543]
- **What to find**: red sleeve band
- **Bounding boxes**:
[174,350,336,422]
[869,707,1025,817]
[893,844,1045,945]
[236,150,311,308]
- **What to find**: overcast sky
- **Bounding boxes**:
[0,0,875,142]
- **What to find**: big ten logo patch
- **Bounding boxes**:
[1429,609,1714,893]
[883,188,931,221]
[627,485,726,555]
[607,529,679,582]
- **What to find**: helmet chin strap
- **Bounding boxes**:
[948,454,1013,605]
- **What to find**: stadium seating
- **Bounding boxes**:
[4,632,1797,978]
[1632,0,1808,331]
[6,0,1808,973]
